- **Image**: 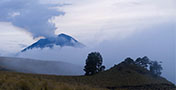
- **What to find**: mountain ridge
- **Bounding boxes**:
[0,56,83,75]
[21,33,85,52]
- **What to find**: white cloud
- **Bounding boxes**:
[0,0,64,38]
[0,22,35,55]
[0,0,65,55]
[54,0,176,45]
[0,0,175,54]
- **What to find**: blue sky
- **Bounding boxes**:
[0,0,175,84]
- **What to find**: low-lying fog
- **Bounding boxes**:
[0,57,83,75]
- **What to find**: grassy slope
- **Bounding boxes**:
[0,61,175,90]
[0,71,106,90]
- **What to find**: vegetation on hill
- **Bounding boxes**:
[134,56,163,76]
[83,52,163,77]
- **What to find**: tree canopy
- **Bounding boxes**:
[121,56,163,76]
[135,56,150,69]
[135,56,163,76]
[149,61,163,76]
[84,52,105,75]
[83,52,163,76]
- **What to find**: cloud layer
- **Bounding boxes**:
[54,0,176,45]
[0,0,64,38]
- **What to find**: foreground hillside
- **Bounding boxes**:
[0,58,175,90]
[0,71,105,90]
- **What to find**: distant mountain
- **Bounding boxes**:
[21,33,85,52]
[0,57,83,75]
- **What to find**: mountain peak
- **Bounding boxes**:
[21,33,85,52]
[58,33,70,37]
[57,33,78,43]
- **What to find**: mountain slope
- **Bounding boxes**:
[93,61,174,87]
[21,33,85,52]
[0,57,83,75]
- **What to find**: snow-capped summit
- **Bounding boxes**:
[21,33,85,52]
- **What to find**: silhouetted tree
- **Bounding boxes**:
[84,52,105,75]
[135,56,150,69]
[135,56,163,76]
[149,61,163,76]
